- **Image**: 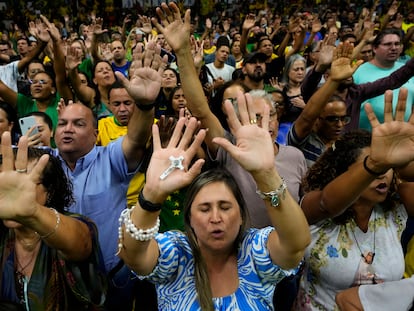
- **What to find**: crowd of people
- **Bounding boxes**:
[1,0,414,310]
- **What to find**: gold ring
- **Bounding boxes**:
[250,119,257,124]
[16,168,27,173]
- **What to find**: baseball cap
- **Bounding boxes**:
[243,52,267,65]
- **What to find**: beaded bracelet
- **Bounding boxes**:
[37,208,60,239]
[116,206,160,255]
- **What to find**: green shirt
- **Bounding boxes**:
[159,189,187,232]
[17,93,60,147]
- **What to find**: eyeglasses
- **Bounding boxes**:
[319,115,351,124]
[30,79,50,85]
[379,42,401,48]
[256,111,278,122]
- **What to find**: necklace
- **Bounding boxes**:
[15,244,38,275]
[14,245,38,305]
[350,211,376,265]
[18,234,41,248]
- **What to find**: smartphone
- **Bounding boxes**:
[19,116,39,136]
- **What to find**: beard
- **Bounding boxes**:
[246,68,265,82]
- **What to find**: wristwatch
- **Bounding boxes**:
[256,180,287,207]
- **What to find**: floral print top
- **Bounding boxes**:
[294,204,407,311]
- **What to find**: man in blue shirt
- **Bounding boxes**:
[52,44,165,310]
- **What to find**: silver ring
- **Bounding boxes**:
[16,168,27,173]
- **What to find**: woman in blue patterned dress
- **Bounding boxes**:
[117,87,311,310]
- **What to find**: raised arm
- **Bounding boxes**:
[213,92,310,269]
[90,17,107,63]
[118,117,206,275]
[0,79,18,108]
[67,45,95,106]
[152,2,225,155]
[40,15,73,101]
[351,21,375,59]
[301,88,414,224]
[116,41,167,171]
[17,24,48,73]
[0,133,92,261]
[293,42,363,141]
[240,14,256,55]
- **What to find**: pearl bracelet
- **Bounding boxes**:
[116,206,160,255]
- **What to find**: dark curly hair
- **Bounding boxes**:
[24,148,74,212]
[303,130,399,224]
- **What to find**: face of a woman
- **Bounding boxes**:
[189,181,242,253]
[93,62,116,87]
[27,62,45,80]
[34,116,53,147]
[231,41,241,55]
[78,72,88,85]
[30,72,56,100]
[161,69,178,88]
[350,148,394,205]
[0,108,12,138]
[71,41,85,58]
[288,60,306,84]
[171,88,187,113]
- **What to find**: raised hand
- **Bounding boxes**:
[100,43,114,62]
[151,2,191,54]
[66,45,83,70]
[28,18,50,43]
[90,17,107,36]
[0,132,48,220]
[116,41,167,105]
[243,14,256,31]
[39,15,60,42]
[212,92,275,174]
[329,42,363,82]
[191,36,204,69]
[138,15,153,34]
[145,117,206,200]
[315,37,335,69]
[23,126,43,147]
[157,115,177,148]
[269,77,284,91]
[367,88,414,170]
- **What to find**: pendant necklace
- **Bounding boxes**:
[351,211,376,265]
[14,246,38,305]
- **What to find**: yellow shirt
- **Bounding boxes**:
[97,116,145,207]
[406,236,414,278]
